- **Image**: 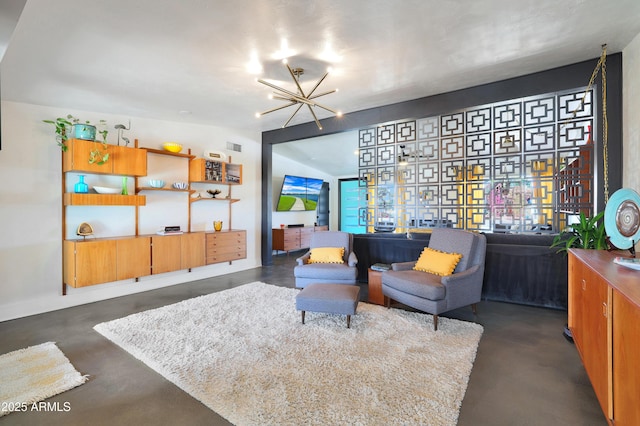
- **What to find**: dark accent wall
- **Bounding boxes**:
[262,54,623,265]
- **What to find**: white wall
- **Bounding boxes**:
[623,32,640,192]
[0,101,262,321]
[623,32,640,254]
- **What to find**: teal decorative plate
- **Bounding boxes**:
[605,188,640,249]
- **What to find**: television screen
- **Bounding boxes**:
[276,175,324,211]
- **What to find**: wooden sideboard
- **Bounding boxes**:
[568,249,640,425]
[272,226,328,253]
[64,230,245,288]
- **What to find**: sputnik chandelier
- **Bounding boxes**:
[256,59,342,130]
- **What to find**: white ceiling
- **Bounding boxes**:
[2,0,640,175]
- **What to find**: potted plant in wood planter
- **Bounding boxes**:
[43,114,109,165]
[550,211,608,254]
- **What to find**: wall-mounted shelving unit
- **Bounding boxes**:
[62,140,245,294]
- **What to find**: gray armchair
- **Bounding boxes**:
[382,228,486,330]
[294,231,358,288]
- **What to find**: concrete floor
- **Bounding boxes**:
[0,253,606,425]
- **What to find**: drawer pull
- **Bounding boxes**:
[602,302,607,318]
[581,279,586,291]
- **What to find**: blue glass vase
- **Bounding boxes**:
[74,175,88,193]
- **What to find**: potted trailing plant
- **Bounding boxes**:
[550,211,608,254]
[43,114,109,165]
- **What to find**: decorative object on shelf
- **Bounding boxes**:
[74,175,89,194]
[204,150,227,161]
[93,186,121,194]
[162,142,183,153]
[121,177,128,195]
[207,189,221,198]
[114,120,131,146]
[76,222,94,239]
[604,187,640,257]
[148,179,166,188]
[213,221,223,232]
[256,59,342,130]
[156,225,183,235]
[172,182,188,190]
[550,211,609,254]
[43,114,109,165]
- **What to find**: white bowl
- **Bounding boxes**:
[148,179,165,188]
[172,182,188,190]
[94,186,121,194]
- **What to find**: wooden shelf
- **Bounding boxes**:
[136,186,193,193]
[64,193,146,206]
[190,197,239,204]
[141,147,195,159]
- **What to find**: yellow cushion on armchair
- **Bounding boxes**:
[413,247,462,276]
[308,247,345,264]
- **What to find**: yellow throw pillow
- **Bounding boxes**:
[308,247,345,264]
[413,247,462,276]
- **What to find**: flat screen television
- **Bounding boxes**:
[276,175,324,211]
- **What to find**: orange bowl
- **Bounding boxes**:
[163,142,183,153]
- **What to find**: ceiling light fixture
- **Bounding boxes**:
[256,59,342,130]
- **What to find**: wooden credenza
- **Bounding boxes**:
[568,249,640,425]
[272,226,328,253]
[64,230,244,288]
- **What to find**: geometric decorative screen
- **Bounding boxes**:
[358,87,595,234]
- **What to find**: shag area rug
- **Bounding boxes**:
[0,342,88,417]
[94,282,483,425]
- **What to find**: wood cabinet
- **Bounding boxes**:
[206,230,246,264]
[272,226,328,253]
[189,158,243,184]
[64,240,117,287]
[116,236,151,280]
[64,237,151,287]
[62,138,147,176]
[151,235,182,275]
[568,249,640,425]
[181,232,206,269]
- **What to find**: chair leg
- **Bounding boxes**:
[385,297,392,308]
[471,303,477,315]
[301,311,305,324]
[347,315,351,329]
[433,314,438,331]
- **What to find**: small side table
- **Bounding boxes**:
[367,268,386,305]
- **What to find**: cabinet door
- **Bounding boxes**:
[62,139,114,174]
[300,227,313,248]
[569,254,611,419]
[117,237,151,280]
[112,145,147,176]
[151,235,182,274]
[69,240,117,287]
[613,290,640,425]
[181,232,205,269]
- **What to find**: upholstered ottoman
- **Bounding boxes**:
[295,283,360,328]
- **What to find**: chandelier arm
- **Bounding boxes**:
[306,104,322,130]
[282,104,305,128]
[306,72,329,97]
[259,101,297,116]
[312,102,339,115]
[271,95,297,102]
[258,79,309,103]
[286,63,307,97]
[308,89,337,99]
